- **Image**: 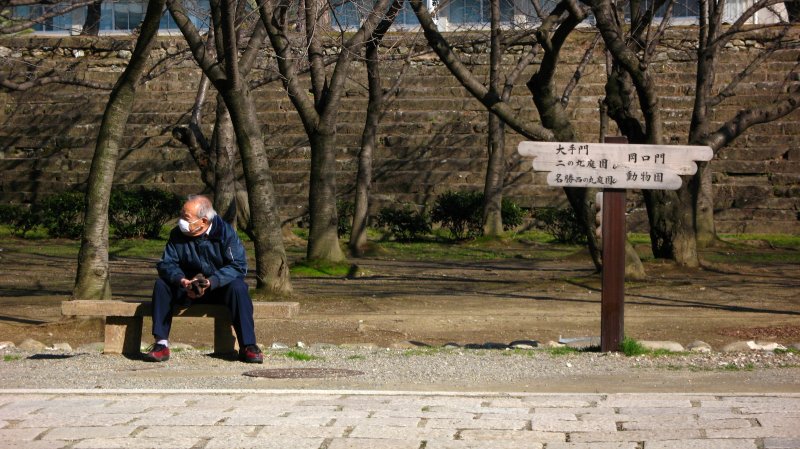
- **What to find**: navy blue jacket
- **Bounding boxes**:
[156,214,248,291]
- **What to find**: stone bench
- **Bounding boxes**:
[62,300,300,355]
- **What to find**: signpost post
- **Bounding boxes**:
[518,140,713,351]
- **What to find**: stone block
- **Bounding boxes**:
[643,440,757,449]
[326,438,422,449]
[638,340,685,352]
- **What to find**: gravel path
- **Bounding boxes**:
[2,344,799,393]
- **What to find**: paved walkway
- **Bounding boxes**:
[1,390,799,449]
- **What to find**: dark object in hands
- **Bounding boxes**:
[190,274,210,295]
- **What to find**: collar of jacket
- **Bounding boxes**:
[206,215,225,240]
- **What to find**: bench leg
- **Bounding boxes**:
[213,315,237,355]
[104,316,143,355]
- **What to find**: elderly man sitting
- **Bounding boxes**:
[144,194,263,364]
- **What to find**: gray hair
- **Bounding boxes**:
[187,194,217,220]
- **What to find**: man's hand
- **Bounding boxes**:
[183,275,210,299]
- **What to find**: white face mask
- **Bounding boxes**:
[178,218,201,234]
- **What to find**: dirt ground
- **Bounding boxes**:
[1,237,798,352]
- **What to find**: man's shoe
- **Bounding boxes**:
[240,344,264,364]
[143,343,170,362]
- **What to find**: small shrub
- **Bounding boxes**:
[337,200,354,238]
[500,198,526,231]
[431,191,527,240]
[109,187,182,239]
[376,205,431,242]
[36,191,85,239]
[432,190,483,240]
[0,204,37,237]
[533,206,586,244]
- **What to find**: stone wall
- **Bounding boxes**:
[0,29,798,234]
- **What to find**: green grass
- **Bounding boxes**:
[719,233,800,247]
[3,355,21,362]
[627,233,652,245]
[774,348,800,355]
[546,346,582,356]
[704,251,800,264]
[282,350,321,361]
[621,337,648,356]
[290,259,353,277]
[109,239,168,259]
[3,224,798,268]
[377,236,582,262]
[620,337,681,357]
[346,355,366,360]
[721,362,755,372]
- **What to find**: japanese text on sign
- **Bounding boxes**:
[517,142,713,190]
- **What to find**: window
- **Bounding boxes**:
[12,0,210,34]
[331,0,373,29]
[112,2,145,31]
[15,5,73,33]
[447,0,514,25]
[330,0,420,29]
[393,0,420,28]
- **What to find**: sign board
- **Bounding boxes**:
[517,142,713,190]
[517,139,715,352]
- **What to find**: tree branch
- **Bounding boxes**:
[713,0,789,47]
[0,0,96,34]
[704,89,800,151]
[561,32,601,107]
[409,0,554,141]
[166,0,227,82]
[0,71,112,91]
[260,0,320,133]
[708,26,791,108]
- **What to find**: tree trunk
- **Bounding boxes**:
[644,188,699,267]
[81,0,102,36]
[72,0,165,300]
[221,86,293,296]
[694,162,717,247]
[211,96,240,226]
[590,1,696,266]
[689,1,719,248]
[349,42,381,257]
[168,0,291,296]
[483,112,505,236]
[482,0,505,238]
[308,131,346,262]
[348,0,404,256]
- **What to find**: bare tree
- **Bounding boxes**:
[410,0,623,270]
[348,0,408,256]
[578,0,708,266]
[259,0,396,263]
[72,0,166,300]
[689,0,799,247]
[167,0,293,297]
[586,0,798,266]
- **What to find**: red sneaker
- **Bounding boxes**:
[240,345,264,364]
[143,343,170,362]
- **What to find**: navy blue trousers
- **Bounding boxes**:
[151,277,257,347]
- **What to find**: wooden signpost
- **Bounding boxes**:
[518,139,713,352]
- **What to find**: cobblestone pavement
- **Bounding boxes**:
[1,390,799,449]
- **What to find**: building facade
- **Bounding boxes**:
[11,0,789,35]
